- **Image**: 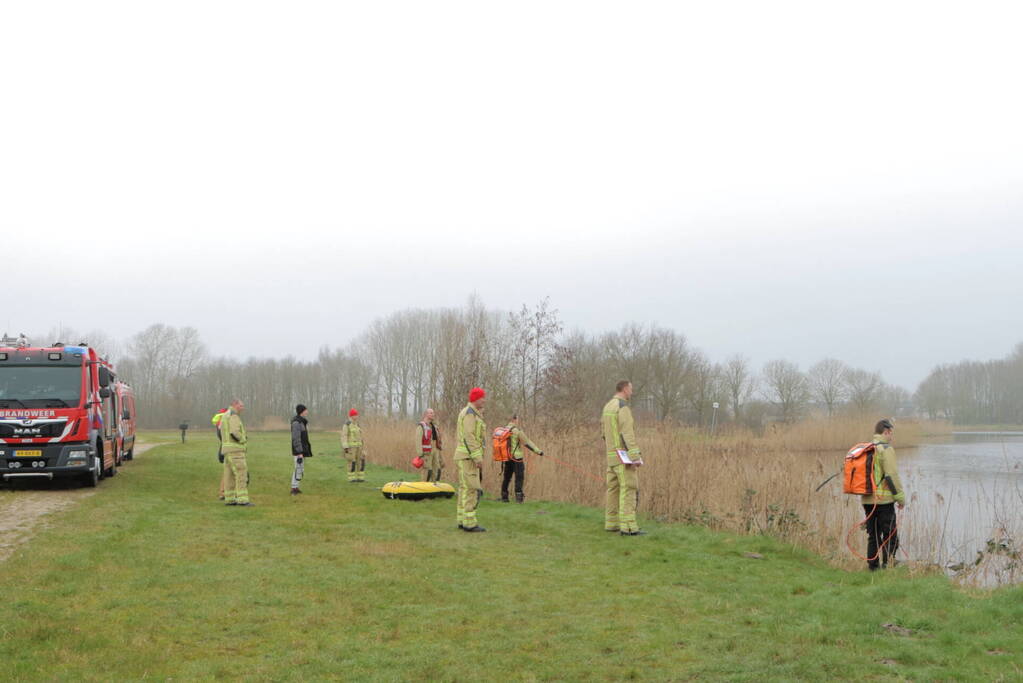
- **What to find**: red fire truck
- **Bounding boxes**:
[0,335,126,487]
[115,381,137,461]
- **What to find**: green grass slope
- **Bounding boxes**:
[0,432,1020,681]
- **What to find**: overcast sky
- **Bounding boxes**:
[2,1,1021,390]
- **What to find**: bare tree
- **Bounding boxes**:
[807,358,848,416]
[843,368,884,413]
[646,328,694,420]
[722,354,757,422]
[119,324,208,426]
[914,366,950,420]
[761,359,809,422]
[684,351,721,425]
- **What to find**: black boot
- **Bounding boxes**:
[515,493,524,504]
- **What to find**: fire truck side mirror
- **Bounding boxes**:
[98,367,112,388]
[99,387,112,399]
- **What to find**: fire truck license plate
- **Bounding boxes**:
[14,450,43,457]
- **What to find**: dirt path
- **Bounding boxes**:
[0,442,164,562]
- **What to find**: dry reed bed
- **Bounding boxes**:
[358,417,954,570]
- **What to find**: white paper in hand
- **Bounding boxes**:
[617,449,633,465]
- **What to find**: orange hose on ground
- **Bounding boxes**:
[846,502,902,563]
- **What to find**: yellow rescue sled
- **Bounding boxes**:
[381,481,456,501]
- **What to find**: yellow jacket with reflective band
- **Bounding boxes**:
[861,435,906,505]
[455,404,486,462]
[507,424,540,459]
[602,397,640,466]
[341,420,363,448]
[220,409,247,454]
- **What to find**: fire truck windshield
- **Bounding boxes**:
[0,365,83,408]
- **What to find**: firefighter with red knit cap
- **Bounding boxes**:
[342,408,365,482]
[418,408,443,482]
[455,388,487,532]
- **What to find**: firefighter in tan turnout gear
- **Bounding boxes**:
[342,408,365,482]
[455,387,487,532]
[221,399,254,506]
[500,414,543,503]
[418,408,443,482]
[602,380,644,535]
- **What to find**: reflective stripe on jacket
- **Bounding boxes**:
[419,421,434,452]
[341,420,363,448]
[861,435,906,505]
[507,425,540,459]
[220,410,247,454]
[455,404,485,462]
[602,397,641,466]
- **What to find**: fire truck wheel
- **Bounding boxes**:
[82,456,100,487]
[96,444,106,481]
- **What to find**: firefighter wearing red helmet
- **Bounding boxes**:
[342,408,365,482]
[455,388,487,532]
[418,408,443,482]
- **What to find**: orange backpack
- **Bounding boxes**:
[492,427,513,462]
[843,442,877,495]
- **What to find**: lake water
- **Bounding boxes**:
[899,432,1023,576]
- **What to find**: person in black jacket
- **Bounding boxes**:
[290,404,313,495]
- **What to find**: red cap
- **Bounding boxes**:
[469,387,486,403]
[349,408,359,417]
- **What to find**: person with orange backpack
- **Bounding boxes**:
[849,418,906,570]
[496,414,543,503]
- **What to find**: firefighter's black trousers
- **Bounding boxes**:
[863,503,899,570]
[501,459,525,502]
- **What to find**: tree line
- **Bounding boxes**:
[27,297,942,430]
[914,343,1023,425]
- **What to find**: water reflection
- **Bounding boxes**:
[899,432,1023,583]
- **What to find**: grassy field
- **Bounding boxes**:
[0,431,1020,681]
[349,417,956,567]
